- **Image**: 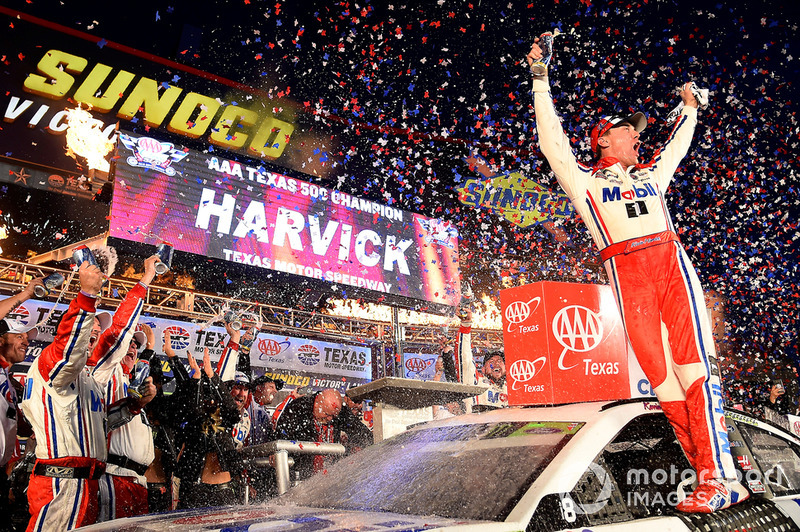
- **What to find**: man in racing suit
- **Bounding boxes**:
[457,310,507,410]
[527,39,747,512]
[20,260,156,531]
[88,256,158,521]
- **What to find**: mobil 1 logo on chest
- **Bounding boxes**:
[601,183,658,219]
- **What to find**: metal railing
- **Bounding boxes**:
[0,257,503,352]
[239,440,347,495]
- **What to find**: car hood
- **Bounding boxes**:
[78,504,516,531]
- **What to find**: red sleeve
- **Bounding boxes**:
[88,282,147,367]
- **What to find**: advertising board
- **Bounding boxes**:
[109,131,461,306]
[4,296,372,381]
[501,281,631,406]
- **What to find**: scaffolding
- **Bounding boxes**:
[0,258,503,360]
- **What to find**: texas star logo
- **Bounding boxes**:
[296,344,320,366]
[164,326,191,350]
[8,305,31,325]
[415,218,459,249]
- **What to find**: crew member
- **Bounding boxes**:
[0,316,38,531]
[458,310,507,410]
[527,37,747,512]
[175,323,247,509]
[274,389,372,480]
[21,261,153,531]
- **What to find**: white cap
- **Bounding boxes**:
[0,318,37,341]
[96,312,112,332]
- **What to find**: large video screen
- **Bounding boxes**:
[110,132,461,306]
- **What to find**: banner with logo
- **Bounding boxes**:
[401,352,439,380]
[109,131,461,307]
[788,415,800,439]
[500,281,630,406]
[3,296,372,381]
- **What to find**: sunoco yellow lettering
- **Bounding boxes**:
[21,49,294,159]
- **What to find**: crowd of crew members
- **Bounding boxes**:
[0,256,373,531]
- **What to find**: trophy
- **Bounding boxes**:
[458,282,474,321]
[223,309,242,330]
[529,28,564,77]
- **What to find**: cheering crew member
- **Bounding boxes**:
[20,261,153,531]
[175,323,248,509]
[274,389,372,480]
[457,309,507,410]
[88,256,158,521]
[527,38,747,513]
[142,328,189,513]
[0,317,39,531]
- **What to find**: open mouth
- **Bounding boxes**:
[634,141,641,152]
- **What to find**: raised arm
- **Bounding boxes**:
[648,82,699,189]
[36,262,103,393]
[90,256,157,385]
[215,321,241,382]
[0,276,44,321]
[457,310,477,386]
[527,38,592,200]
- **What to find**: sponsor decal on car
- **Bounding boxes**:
[736,455,753,470]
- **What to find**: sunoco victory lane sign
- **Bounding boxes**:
[500,281,631,406]
[109,131,462,307]
[3,297,371,381]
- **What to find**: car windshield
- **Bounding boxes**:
[279,420,584,521]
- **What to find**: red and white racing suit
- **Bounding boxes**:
[457,322,508,409]
[533,76,736,481]
[87,283,153,522]
[21,284,149,531]
[21,292,107,531]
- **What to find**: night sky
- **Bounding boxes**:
[1,0,798,400]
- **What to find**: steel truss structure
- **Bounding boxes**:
[0,258,503,362]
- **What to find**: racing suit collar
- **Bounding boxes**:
[594,156,647,173]
[593,156,621,172]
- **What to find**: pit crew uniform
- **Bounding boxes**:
[21,292,108,531]
[1,355,21,527]
[532,76,738,485]
[86,283,152,522]
[457,320,507,410]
